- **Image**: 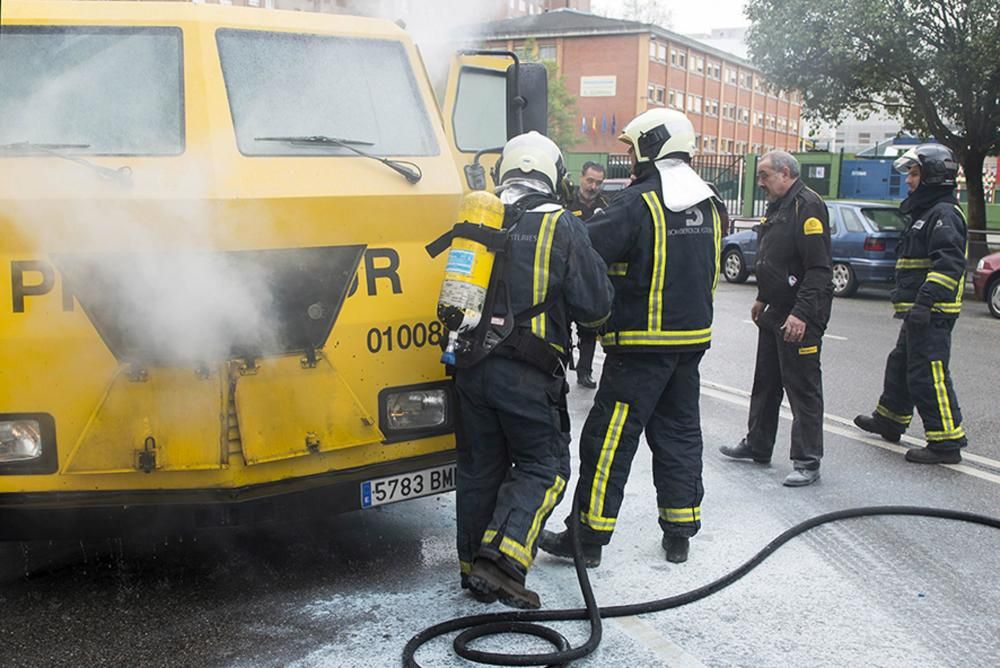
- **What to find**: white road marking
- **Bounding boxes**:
[611,616,708,668]
[701,380,1000,484]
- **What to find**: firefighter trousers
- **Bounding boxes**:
[570,351,705,546]
[875,318,965,448]
[745,312,824,470]
[454,356,570,578]
[575,325,597,375]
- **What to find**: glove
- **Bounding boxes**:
[906,302,931,326]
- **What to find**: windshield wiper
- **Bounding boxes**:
[0,141,132,187]
[254,135,422,185]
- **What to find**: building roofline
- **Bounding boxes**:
[475,9,755,68]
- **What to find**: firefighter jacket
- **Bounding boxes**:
[891,187,967,319]
[586,167,725,353]
[496,204,614,359]
[754,179,833,331]
[568,190,610,221]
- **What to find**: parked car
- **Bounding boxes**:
[720,200,905,297]
[973,251,1000,319]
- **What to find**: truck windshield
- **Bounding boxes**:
[217,29,437,158]
[0,27,184,156]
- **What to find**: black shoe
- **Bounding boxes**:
[783,468,821,487]
[853,414,902,443]
[904,446,961,465]
[467,558,540,610]
[537,529,602,568]
[461,573,497,604]
[577,371,597,389]
[661,536,689,563]
[718,439,770,464]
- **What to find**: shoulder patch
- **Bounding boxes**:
[803,217,824,235]
[912,219,926,230]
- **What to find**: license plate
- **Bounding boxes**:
[360,464,456,508]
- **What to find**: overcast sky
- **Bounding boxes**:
[590,0,750,34]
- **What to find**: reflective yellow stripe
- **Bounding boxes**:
[580,314,610,329]
[926,426,966,442]
[931,360,956,434]
[711,199,722,295]
[586,401,629,533]
[531,211,560,340]
[481,530,533,570]
[876,404,912,425]
[798,345,818,355]
[525,476,565,557]
[926,272,959,290]
[460,560,473,575]
[608,262,629,276]
[601,328,712,347]
[659,506,702,523]
[896,258,932,269]
[894,301,961,314]
[642,191,668,332]
[550,342,565,354]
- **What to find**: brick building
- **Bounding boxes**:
[475,9,802,156]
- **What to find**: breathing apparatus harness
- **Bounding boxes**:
[426,192,566,376]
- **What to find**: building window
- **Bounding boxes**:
[690,55,705,74]
[657,44,667,61]
[687,94,702,114]
[649,41,658,59]
[791,120,799,133]
[722,103,735,120]
[736,141,747,154]
[767,114,776,130]
[738,107,749,124]
[656,86,665,104]
[705,99,719,116]
[671,49,687,69]
[707,61,721,79]
[721,138,733,154]
[859,132,872,144]
[725,67,738,85]
[648,84,656,102]
[669,90,684,110]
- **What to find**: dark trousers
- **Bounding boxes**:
[571,351,705,545]
[454,357,570,578]
[575,325,597,375]
[746,310,824,470]
[875,318,965,449]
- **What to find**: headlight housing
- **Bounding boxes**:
[378,383,453,443]
[0,420,42,462]
[0,413,57,474]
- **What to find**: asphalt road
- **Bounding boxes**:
[1,282,998,667]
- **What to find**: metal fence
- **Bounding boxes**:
[606,153,749,218]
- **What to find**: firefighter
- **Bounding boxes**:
[454,132,613,608]
[567,161,610,389]
[719,151,833,486]
[854,144,968,463]
[539,108,727,566]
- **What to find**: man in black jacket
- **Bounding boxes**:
[719,151,833,487]
[451,132,613,609]
[539,108,726,565]
[854,144,967,464]
[567,161,610,389]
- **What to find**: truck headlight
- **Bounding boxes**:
[0,420,42,462]
[379,383,453,442]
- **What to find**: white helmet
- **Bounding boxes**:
[618,108,697,163]
[494,131,566,193]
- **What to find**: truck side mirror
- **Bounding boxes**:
[507,62,547,139]
[464,163,487,191]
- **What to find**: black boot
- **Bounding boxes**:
[537,529,602,568]
[904,446,961,464]
[577,371,597,389]
[853,413,903,443]
[662,536,689,563]
[718,438,770,464]
[467,557,541,610]
[460,573,497,604]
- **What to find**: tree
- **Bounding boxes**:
[745,0,1000,257]
[591,0,673,28]
[519,39,581,152]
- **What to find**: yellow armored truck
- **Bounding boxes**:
[0,1,546,538]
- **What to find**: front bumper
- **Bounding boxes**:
[0,450,455,541]
[847,258,896,284]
